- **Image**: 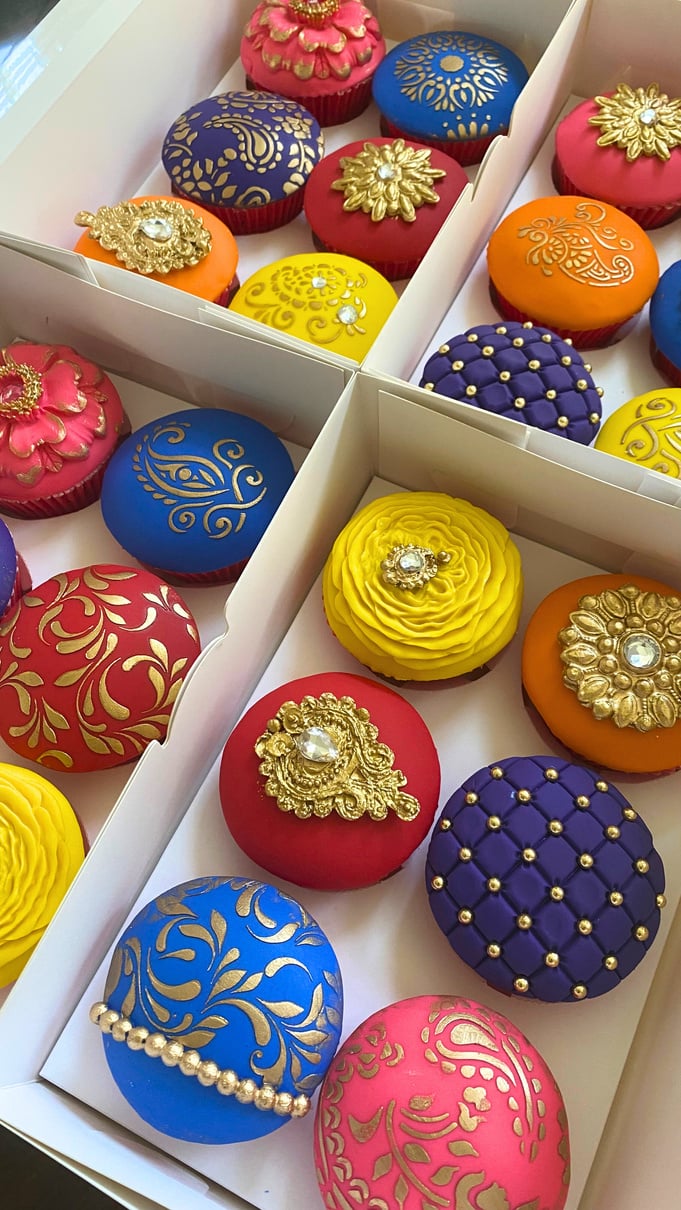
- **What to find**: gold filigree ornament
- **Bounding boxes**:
[517,201,634,288]
[255,692,420,821]
[0,352,42,419]
[74,200,212,275]
[559,585,681,731]
[331,140,446,223]
[589,83,681,162]
[381,543,451,590]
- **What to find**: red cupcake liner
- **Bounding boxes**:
[244,73,374,127]
[552,156,681,231]
[650,337,681,387]
[379,116,495,166]
[311,231,418,281]
[214,273,240,308]
[489,281,631,350]
[143,556,249,587]
[171,183,304,235]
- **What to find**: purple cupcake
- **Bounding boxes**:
[0,517,28,622]
[419,321,604,443]
[426,755,665,1003]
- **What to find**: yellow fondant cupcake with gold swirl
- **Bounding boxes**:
[0,763,85,987]
[595,388,681,477]
[322,492,523,681]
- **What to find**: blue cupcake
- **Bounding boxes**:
[161,90,324,234]
[91,876,344,1144]
[372,31,529,166]
[649,260,681,387]
[100,407,295,584]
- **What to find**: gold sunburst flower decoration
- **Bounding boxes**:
[331,139,446,223]
[588,82,681,162]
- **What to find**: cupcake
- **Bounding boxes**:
[315,995,570,1210]
[303,137,468,280]
[427,756,666,1002]
[372,31,529,165]
[649,260,681,385]
[322,492,523,682]
[219,671,441,890]
[0,517,30,622]
[74,195,240,306]
[595,388,681,476]
[0,342,129,518]
[0,762,85,988]
[420,321,604,442]
[230,252,397,359]
[100,408,295,585]
[0,564,201,773]
[523,574,681,774]
[91,875,343,1143]
[240,0,385,127]
[487,197,659,348]
[554,84,681,229]
[161,91,324,235]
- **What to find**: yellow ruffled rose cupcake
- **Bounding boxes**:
[322,492,523,681]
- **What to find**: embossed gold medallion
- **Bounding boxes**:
[560,584,681,730]
[589,82,681,162]
[517,201,635,287]
[331,140,445,222]
[255,692,420,821]
[0,352,43,419]
[74,200,212,274]
[381,543,451,590]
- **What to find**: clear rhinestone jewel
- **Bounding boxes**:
[337,304,359,325]
[295,727,338,763]
[638,107,658,127]
[139,216,173,242]
[398,550,426,574]
[311,275,327,288]
[377,164,395,180]
[622,632,662,670]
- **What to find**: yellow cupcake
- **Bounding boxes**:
[595,389,681,477]
[229,252,397,360]
[322,492,523,681]
[0,763,85,987]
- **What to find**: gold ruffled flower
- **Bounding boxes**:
[559,585,681,730]
[331,140,446,222]
[589,83,681,162]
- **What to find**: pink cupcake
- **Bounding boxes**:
[0,343,129,518]
[240,0,385,126]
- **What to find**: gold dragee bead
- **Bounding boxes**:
[589,412,600,424]
[556,416,569,427]
[89,1002,108,1025]
[431,875,445,890]
[111,1018,132,1044]
[545,952,560,968]
[657,894,667,909]
[491,766,504,779]
[549,820,563,835]
[634,926,649,942]
[522,848,537,862]
[546,389,557,400]
[458,847,472,862]
[487,815,502,830]
[487,943,502,958]
[274,1092,294,1116]
[514,397,526,409]
[514,977,529,993]
[576,379,588,390]
[499,370,511,382]
[98,1009,120,1034]
[623,807,637,820]
[127,1026,149,1051]
[496,326,507,334]
[235,1079,258,1104]
[584,363,592,372]
[291,1095,311,1118]
[467,333,478,341]
[545,767,559,781]
[528,359,541,370]
[452,359,464,370]
[458,908,473,924]
[488,877,501,892]
[465,791,478,804]
[635,859,650,874]
[550,886,565,901]
[517,914,532,930]
[522,321,534,328]
[482,345,495,356]
[606,825,620,839]
[572,984,588,1000]
[513,337,524,347]
[579,853,594,868]
[604,955,618,970]
[542,333,552,342]
[179,1050,202,1077]
[423,382,434,391]
[576,796,590,809]
[217,1069,240,1096]
[144,1033,166,1059]
[466,385,477,396]
[578,919,593,935]
[254,1085,277,1112]
[439,817,452,830]
[565,337,573,345]
[197,1060,220,1086]
[161,1040,185,1067]
[561,355,572,365]
[517,789,531,803]
[438,344,450,354]
[610,891,624,906]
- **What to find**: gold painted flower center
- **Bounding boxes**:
[74,199,212,275]
[0,354,42,419]
[331,139,446,223]
[559,584,681,731]
[589,82,681,162]
[255,692,420,821]
[381,543,451,590]
[288,0,340,24]
[440,54,465,72]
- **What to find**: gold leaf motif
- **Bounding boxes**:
[394,33,508,138]
[348,1106,383,1142]
[448,1141,479,1157]
[431,1165,457,1186]
[394,1174,409,1208]
[74,199,212,274]
[372,1153,393,1180]
[476,1184,511,1210]
[517,201,634,287]
[403,1143,430,1163]
[331,140,445,224]
[589,83,681,162]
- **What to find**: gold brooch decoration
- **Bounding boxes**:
[589,83,681,162]
[0,353,42,419]
[381,544,451,590]
[255,692,420,822]
[559,585,681,730]
[74,199,212,275]
[331,140,446,223]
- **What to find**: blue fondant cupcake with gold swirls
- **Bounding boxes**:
[161,90,324,234]
[90,876,343,1143]
[100,407,295,585]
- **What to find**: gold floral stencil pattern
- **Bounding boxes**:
[393,34,510,140]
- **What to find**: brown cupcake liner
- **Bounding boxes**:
[489,282,631,350]
[379,116,495,166]
[310,231,418,281]
[552,157,681,231]
[244,73,374,127]
[650,337,681,387]
[171,183,304,235]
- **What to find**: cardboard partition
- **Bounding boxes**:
[3,373,681,1210]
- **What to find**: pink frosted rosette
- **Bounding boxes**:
[0,343,129,518]
[241,0,385,126]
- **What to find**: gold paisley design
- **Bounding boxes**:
[331,140,445,223]
[394,34,510,139]
[516,201,635,287]
[255,691,420,821]
[589,83,681,162]
[74,199,212,275]
[322,492,523,681]
[559,584,681,730]
[132,421,266,539]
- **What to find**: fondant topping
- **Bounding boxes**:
[241,0,384,92]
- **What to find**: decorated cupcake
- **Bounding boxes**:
[0,564,201,773]
[427,756,665,1002]
[372,31,529,165]
[303,137,468,280]
[0,342,128,518]
[487,197,659,348]
[162,91,324,235]
[74,195,240,306]
[1,762,85,988]
[523,573,681,774]
[241,0,385,126]
[420,321,604,442]
[91,875,343,1143]
[315,995,570,1210]
[101,408,295,585]
[0,517,29,623]
[322,492,523,682]
[595,388,681,476]
[649,260,681,385]
[220,671,441,890]
[554,84,681,229]
[230,252,397,359]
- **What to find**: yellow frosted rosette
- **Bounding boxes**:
[0,763,85,987]
[322,492,523,680]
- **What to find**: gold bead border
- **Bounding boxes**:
[90,1002,310,1118]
